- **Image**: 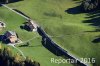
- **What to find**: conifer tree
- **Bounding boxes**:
[82,0,99,11]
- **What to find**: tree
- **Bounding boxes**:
[7,59,10,66]
[0,44,2,49]
[14,53,21,63]
[82,0,99,11]
[0,0,10,3]
[0,47,40,66]
[34,61,40,66]
[6,0,9,3]
[25,57,31,66]
[6,47,13,58]
[26,42,30,46]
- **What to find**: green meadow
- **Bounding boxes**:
[0,6,73,66]
[0,0,100,66]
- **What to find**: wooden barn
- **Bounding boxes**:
[25,19,37,31]
[4,31,18,43]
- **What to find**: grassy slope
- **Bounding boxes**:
[7,0,100,65]
[0,6,73,66]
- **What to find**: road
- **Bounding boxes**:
[8,36,40,59]
[1,4,29,20]
[8,44,26,59]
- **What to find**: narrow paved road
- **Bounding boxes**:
[1,4,29,20]
[9,44,26,59]
[8,36,40,59]
[1,4,38,29]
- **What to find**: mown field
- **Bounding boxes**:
[0,7,73,66]
[6,0,100,66]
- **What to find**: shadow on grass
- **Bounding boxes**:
[19,44,42,47]
[37,25,87,66]
[92,37,100,43]
[71,8,100,43]
[0,35,4,41]
[13,9,30,18]
[83,10,100,44]
[10,0,23,3]
[0,0,23,4]
[65,5,85,14]
[0,4,2,7]
[41,37,63,56]
[20,22,33,32]
[83,10,100,27]
[65,0,100,44]
[0,35,10,44]
[20,25,31,32]
[41,37,87,66]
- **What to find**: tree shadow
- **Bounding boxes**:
[20,25,33,32]
[41,37,87,66]
[65,0,99,14]
[83,10,100,29]
[82,10,100,44]
[65,0,100,43]
[83,17,100,27]
[13,9,30,18]
[0,0,23,4]
[0,35,4,41]
[20,22,33,32]
[65,5,85,14]
[64,1,100,28]
[41,37,63,56]
[92,37,100,43]
[19,44,42,47]
[0,4,2,7]
[65,0,87,14]
[0,35,10,44]
[10,0,23,3]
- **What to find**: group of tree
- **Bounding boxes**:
[82,0,100,11]
[0,46,40,66]
[0,0,23,3]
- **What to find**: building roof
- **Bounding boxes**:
[26,20,35,29]
[4,31,17,38]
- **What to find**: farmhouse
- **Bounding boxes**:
[25,19,37,31]
[4,31,18,43]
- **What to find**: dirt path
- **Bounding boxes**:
[8,36,40,59]
[8,44,26,59]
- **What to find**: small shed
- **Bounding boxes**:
[4,31,18,43]
[25,19,37,31]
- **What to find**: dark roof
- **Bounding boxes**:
[4,31,17,38]
[26,21,35,29]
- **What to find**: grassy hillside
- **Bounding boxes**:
[4,0,100,66]
[0,7,73,66]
